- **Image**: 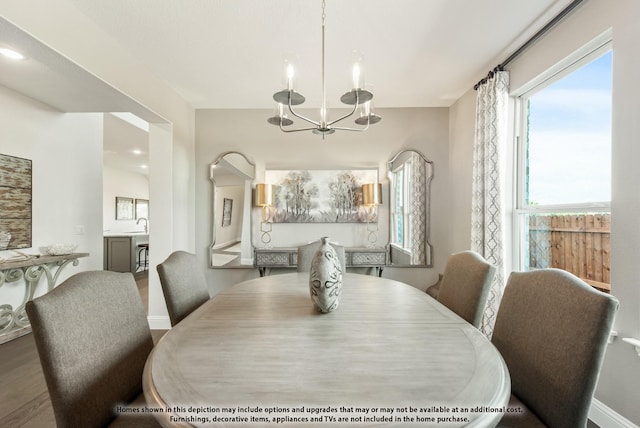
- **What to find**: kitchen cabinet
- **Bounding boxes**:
[103,234,148,273]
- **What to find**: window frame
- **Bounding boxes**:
[389,159,413,255]
[512,41,612,272]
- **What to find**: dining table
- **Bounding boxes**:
[142,272,510,427]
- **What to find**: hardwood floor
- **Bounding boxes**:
[0,272,166,427]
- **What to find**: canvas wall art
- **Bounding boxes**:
[0,154,32,249]
[115,197,134,220]
[264,169,378,223]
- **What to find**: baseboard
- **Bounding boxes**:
[148,315,171,330]
[589,399,639,428]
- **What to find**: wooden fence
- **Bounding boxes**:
[528,214,611,292]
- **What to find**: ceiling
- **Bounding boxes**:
[65,0,572,109]
[1,0,574,173]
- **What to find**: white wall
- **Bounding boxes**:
[448,0,640,424]
[0,85,103,308]
[102,165,149,234]
[447,89,476,256]
[213,185,244,249]
[1,0,196,331]
[195,107,450,295]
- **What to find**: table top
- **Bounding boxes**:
[143,273,510,427]
[0,252,89,270]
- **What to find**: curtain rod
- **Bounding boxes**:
[473,0,585,90]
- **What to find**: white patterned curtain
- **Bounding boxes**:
[409,152,427,264]
[471,70,509,338]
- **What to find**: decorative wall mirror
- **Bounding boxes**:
[387,149,434,267]
[209,152,255,268]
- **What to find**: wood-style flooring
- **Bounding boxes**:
[0,272,166,427]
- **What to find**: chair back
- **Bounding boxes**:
[297,240,346,272]
[157,250,210,326]
[492,269,619,428]
[25,271,154,428]
[437,251,495,328]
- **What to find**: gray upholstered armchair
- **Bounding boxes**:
[436,250,496,328]
[157,250,211,326]
[25,271,160,427]
[493,269,619,427]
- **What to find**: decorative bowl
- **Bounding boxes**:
[45,244,77,256]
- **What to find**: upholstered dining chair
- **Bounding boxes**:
[425,274,443,298]
[25,271,160,428]
[493,269,619,428]
[436,250,496,328]
[157,250,210,326]
[297,239,346,272]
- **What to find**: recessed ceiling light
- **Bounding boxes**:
[132,149,142,155]
[0,47,25,60]
[140,164,148,169]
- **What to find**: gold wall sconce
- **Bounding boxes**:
[255,184,275,248]
[362,183,382,247]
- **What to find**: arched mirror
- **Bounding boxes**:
[209,152,255,268]
[387,149,434,267]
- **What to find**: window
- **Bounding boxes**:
[514,46,612,292]
[390,160,411,250]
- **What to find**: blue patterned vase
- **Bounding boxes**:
[309,237,343,313]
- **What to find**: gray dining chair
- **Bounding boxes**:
[493,269,619,428]
[297,239,346,273]
[25,271,160,428]
[425,274,443,298]
[157,250,210,326]
[436,250,495,328]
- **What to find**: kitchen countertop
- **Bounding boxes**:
[103,232,148,237]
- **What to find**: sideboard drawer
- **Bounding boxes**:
[255,251,292,266]
[255,247,387,277]
[350,250,387,266]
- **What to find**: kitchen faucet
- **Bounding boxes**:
[136,217,148,234]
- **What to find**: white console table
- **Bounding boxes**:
[255,247,387,277]
[0,252,89,344]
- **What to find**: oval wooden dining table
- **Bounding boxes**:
[143,273,510,427]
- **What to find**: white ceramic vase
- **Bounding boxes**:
[309,237,343,313]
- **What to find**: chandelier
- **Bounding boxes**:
[267,0,381,137]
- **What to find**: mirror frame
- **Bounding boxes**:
[209,151,255,269]
[386,149,434,268]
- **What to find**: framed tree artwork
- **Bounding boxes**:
[115,197,134,220]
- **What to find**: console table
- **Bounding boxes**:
[0,252,89,344]
[255,247,387,277]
